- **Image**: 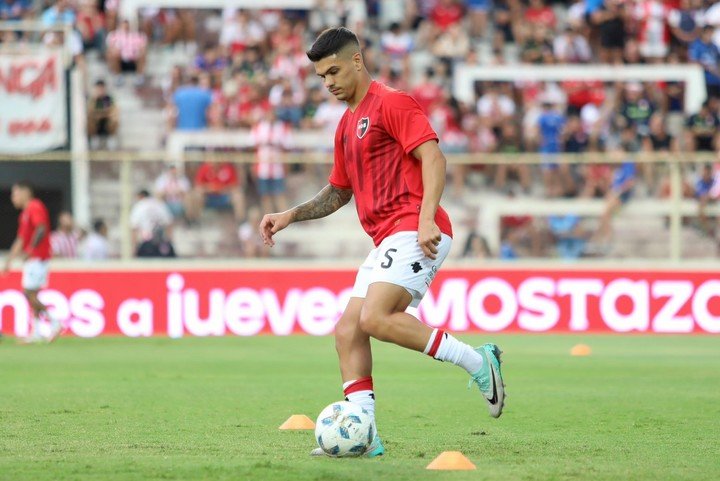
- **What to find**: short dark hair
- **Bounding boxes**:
[306,27,360,62]
[93,218,106,233]
[138,189,150,198]
[13,180,34,196]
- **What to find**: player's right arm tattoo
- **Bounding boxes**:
[290,184,352,223]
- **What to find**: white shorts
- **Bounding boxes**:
[639,43,668,59]
[22,259,49,291]
[351,231,452,308]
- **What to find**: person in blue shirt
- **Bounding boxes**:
[696,164,715,198]
[172,75,213,131]
[548,214,589,259]
[194,46,228,75]
[539,101,566,155]
[689,26,720,99]
[499,242,518,259]
[41,0,75,26]
[610,160,636,204]
[596,142,636,243]
[0,0,30,21]
[695,163,717,235]
[585,0,604,16]
[538,99,568,197]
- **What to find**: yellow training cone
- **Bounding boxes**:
[571,344,592,356]
[426,451,476,470]
[279,414,315,430]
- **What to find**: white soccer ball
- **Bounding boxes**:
[315,401,374,457]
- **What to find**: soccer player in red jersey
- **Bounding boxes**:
[260,28,505,456]
[3,181,63,343]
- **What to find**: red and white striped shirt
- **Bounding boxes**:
[251,120,292,179]
[269,52,306,80]
[634,0,670,47]
[50,230,80,259]
[107,29,147,62]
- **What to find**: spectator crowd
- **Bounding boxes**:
[2,0,720,259]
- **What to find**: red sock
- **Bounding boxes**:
[423,328,484,374]
[343,376,375,421]
[423,329,446,358]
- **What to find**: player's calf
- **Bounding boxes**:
[358,283,431,351]
[334,313,359,355]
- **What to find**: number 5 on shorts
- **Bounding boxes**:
[380,248,397,269]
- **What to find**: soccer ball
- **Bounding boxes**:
[315,401,374,457]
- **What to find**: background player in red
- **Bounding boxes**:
[259,27,506,457]
[3,181,63,343]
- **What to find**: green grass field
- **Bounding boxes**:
[1,334,719,481]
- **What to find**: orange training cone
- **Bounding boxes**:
[426,451,476,470]
[279,414,315,430]
[571,344,592,356]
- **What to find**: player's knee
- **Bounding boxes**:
[358,305,389,341]
[334,318,355,353]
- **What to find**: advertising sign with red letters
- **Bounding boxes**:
[0,50,67,154]
[0,268,718,337]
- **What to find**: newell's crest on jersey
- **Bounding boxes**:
[357,117,370,139]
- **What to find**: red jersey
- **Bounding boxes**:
[411,81,444,114]
[329,81,453,246]
[430,3,464,30]
[195,162,239,192]
[18,198,51,260]
[525,6,557,29]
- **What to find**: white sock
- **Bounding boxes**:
[424,329,484,375]
[343,377,375,424]
[46,311,61,330]
[31,316,42,338]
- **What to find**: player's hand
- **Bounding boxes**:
[418,220,441,260]
[259,211,293,247]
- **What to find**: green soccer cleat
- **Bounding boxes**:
[310,434,385,458]
[468,343,506,418]
[364,434,385,457]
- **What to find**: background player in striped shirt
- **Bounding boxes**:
[3,181,63,343]
[251,108,293,215]
[260,27,505,457]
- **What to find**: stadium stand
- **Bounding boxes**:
[5,0,719,260]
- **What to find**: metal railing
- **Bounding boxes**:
[0,149,716,261]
